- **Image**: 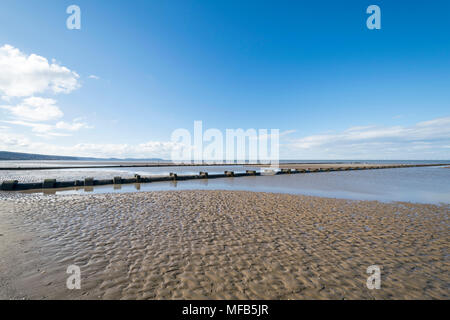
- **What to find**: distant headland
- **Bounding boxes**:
[0,151,163,162]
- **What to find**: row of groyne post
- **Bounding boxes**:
[0,163,447,191]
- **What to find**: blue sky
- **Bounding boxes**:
[0,0,449,159]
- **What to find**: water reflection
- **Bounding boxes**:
[23,166,450,204]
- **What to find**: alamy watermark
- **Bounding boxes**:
[66,5,81,30]
[65,5,381,31]
[366,265,381,289]
[66,264,81,290]
[170,121,280,167]
[366,5,381,30]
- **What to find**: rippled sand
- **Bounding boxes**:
[0,190,448,299]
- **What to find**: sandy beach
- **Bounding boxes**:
[0,190,448,300]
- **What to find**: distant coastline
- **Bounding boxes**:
[0,151,163,162]
[2,151,449,163]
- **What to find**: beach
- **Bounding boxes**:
[0,190,448,300]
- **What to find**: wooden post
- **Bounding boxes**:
[43,179,56,188]
[113,177,122,184]
[75,180,84,186]
[1,180,18,191]
[84,177,94,186]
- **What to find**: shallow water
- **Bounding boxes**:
[22,166,450,204]
[0,165,261,183]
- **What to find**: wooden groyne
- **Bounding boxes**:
[1,163,447,192]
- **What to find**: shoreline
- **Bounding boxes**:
[1,190,448,299]
[2,163,449,192]
[10,187,450,206]
[1,162,448,171]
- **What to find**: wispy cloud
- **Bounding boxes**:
[284,117,450,159]
[248,129,295,141]
[0,132,182,158]
[2,117,449,159]
[3,119,92,137]
[0,132,31,147]
[88,74,100,80]
[0,97,63,121]
[55,119,92,131]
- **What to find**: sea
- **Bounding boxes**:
[1,160,449,204]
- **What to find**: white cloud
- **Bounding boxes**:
[1,96,92,137]
[55,119,92,131]
[88,75,100,80]
[3,118,91,137]
[4,120,54,133]
[1,116,449,160]
[0,45,96,141]
[255,129,295,141]
[1,97,63,121]
[0,132,182,158]
[66,141,183,158]
[0,132,31,147]
[0,44,80,98]
[285,117,450,159]
[0,124,181,157]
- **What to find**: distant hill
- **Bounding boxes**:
[0,151,163,161]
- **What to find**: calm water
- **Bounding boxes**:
[15,165,450,204]
[0,165,262,183]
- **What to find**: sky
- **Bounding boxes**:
[0,0,449,160]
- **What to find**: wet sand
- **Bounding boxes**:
[0,190,448,299]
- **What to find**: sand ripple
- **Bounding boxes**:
[0,190,448,299]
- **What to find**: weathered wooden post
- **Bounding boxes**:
[170,172,177,180]
[199,171,208,178]
[225,171,235,177]
[134,174,141,183]
[43,179,56,188]
[1,180,18,191]
[113,176,122,184]
[84,177,94,186]
[75,180,84,186]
